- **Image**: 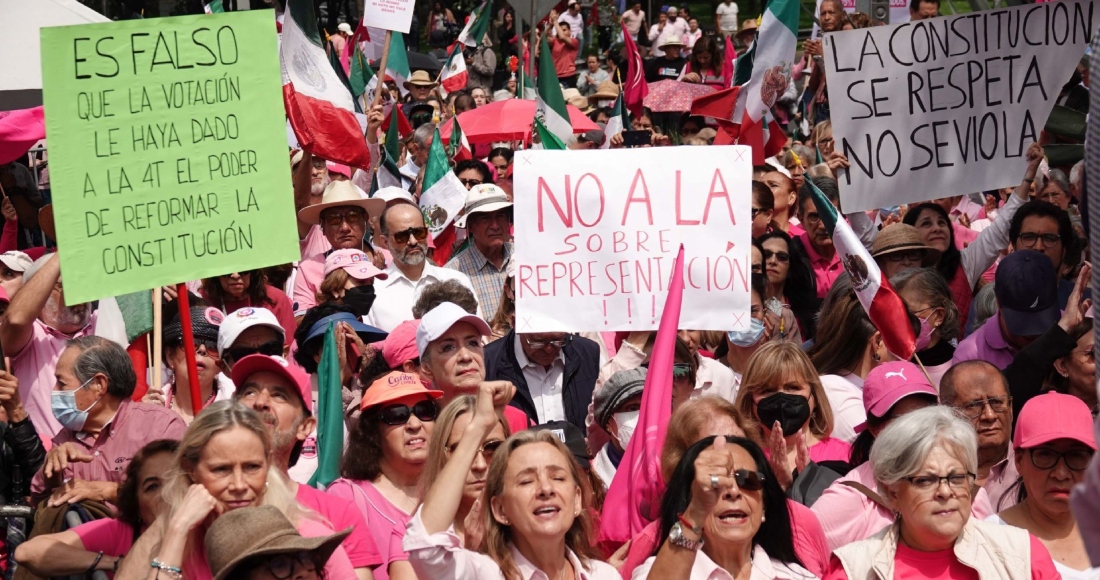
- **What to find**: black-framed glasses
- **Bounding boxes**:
[262,552,318,579]
[195,340,219,358]
[885,250,925,263]
[903,472,974,492]
[460,178,483,188]
[524,335,572,349]
[1029,447,1093,471]
[447,438,504,459]
[763,250,789,263]
[224,340,283,364]
[957,396,1012,419]
[321,208,366,228]
[732,469,766,491]
[391,227,429,245]
[377,400,439,425]
[1017,232,1062,248]
[751,207,767,218]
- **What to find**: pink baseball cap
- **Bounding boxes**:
[323,249,388,281]
[1014,392,1097,450]
[326,161,352,178]
[855,361,937,433]
[232,355,314,415]
[382,319,421,369]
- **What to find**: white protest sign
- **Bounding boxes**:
[364,0,414,33]
[824,0,1096,213]
[513,147,754,333]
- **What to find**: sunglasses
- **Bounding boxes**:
[260,552,318,579]
[460,178,483,188]
[377,399,439,425]
[763,250,789,262]
[321,208,366,227]
[672,362,693,378]
[391,226,429,245]
[447,438,504,459]
[225,340,284,363]
[731,469,766,491]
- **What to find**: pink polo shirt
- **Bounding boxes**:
[295,483,383,569]
[293,252,327,317]
[798,231,843,299]
[13,316,98,440]
[30,400,187,498]
[326,478,412,580]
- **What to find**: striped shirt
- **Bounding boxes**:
[446,242,512,319]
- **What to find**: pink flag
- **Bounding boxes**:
[620,22,648,119]
[598,245,685,549]
[721,36,737,89]
[0,107,45,165]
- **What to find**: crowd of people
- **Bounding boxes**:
[1,0,1099,578]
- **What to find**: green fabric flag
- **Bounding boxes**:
[536,35,571,142]
[308,323,343,489]
[203,0,224,13]
[349,43,374,99]
[458,0,493,47]
[327,43,361,113]
[115,290,154,342]
[535,117,566,150]
[387,33,411,98]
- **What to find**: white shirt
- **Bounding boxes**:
[399,159,420,188]
[694,354,738,402]
[557,11,585,39]
[632,544,816,580]
[365,262,480,332]
[820,372,865,444]
[514,334,566,424]
[716,2,739,32]
[985,515,1100,580]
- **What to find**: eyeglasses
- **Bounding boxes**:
[261,552,318,579]
[194,340,219,359]
[377,400,439,425]
[524,335,572,349]
[1029,447,1093,471]
[957,396,1011,419]
[803,212,821,225]
[460,178,483,188]
[390,227,429,245]
[1017,232,1062,248]
[731,469,766,491]
[672,362,693,379]
[224,340,284,364]
[751,207,767,218]
[885,250,925,263]
[902,472,974,492]
[322,208,366,227]
[763,250,789,263]
[447,438,504,459]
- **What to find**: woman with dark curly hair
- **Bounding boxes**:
[327,372,441,580]
[200,270,296,348]
[757,230,818,340]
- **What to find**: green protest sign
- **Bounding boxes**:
[41,10,298,304]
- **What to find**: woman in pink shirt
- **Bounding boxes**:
[200,270,295,348]
[734,342,852,492]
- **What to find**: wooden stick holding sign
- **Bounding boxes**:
[373,31,393,106]
[176,284,203,417]
[152,288,162,395]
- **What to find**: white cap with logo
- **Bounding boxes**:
[416,302,491,358]
[217,307,286,357]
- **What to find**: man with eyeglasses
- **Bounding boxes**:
[954,250,1061,370]
[217,307,286,379]
[231,354,381,580]
[940,360,1020,510]
[1009,200,1080,308]
[447,184,513,318]
[483,325,601,431]
[293,181,386,321]
[366,204,478,332]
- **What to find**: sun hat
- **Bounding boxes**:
[562,88,590,112]
[232,355,313,414]
[297,180,384,225]
[593,367,647,431]
[854,361,937,433]
[659,35,686,49]
[995,250,1060,337]
[360,371,444,411]
[454,183,512,228]
[323,249,389,281]
[374,186,416,206]
[416,302,491,357]
[871,224,940,266]
[590,80,621,101]
[205,505,351,580]
[217,307,285,357]
[164,306,223,345]
[302,311,388,345]
[403,70,439,90]
[1014,391,1097,450]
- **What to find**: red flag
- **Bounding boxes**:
[721,36,737,89]
[598,245,686,549]
[690,86,740,123]
[431,224,457,266]
[620,22,648,119]
[382,105,412,138]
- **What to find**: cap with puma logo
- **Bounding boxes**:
[855,361,937,433]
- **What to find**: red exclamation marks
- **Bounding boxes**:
[651,294,657,325]
[626,298,633,325]
[602,300,608,326]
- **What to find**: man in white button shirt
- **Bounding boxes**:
[366,204,479,332]
[483,330,601,431]
[557,1,585,39]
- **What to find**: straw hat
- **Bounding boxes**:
[562,88,590,112]
[870,223,940,266]
[403,70,439,90]
[205,505,352,580]
[738,19,759,35]
[297,180,385,225]
[590,80,621,101]
[659,35,686,49]
[455,184,513,228]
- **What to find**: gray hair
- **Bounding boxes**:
[411,122,436,149]
[871,406,978,497]
[66,336,137,398]
[1036,168,1070,196]
[1070,160,1085,190]
[972,282,997,330]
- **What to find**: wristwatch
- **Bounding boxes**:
[668,521,704,551]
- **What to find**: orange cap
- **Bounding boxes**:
[360,372,443,411]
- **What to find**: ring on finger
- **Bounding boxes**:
[710,474,719,490]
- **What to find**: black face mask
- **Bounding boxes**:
[342,285,376,318]
[755,392,811,437]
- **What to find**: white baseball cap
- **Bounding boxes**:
[416,302,491,358]
[374,186,416,206]
[0,251,32,273]
[217,307,286,357]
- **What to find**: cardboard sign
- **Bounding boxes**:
[513,147,753,332]
[824,0,1096,213]
[364,0,415,33]
[41,11,299,304]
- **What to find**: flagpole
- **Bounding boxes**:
[373,30,393,106]
[152,288,162,398]
[517,10,524,97]
[176,284,203,417]
[910,351,936,385]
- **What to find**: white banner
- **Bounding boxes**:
[513,147,754,333]
[824,0,1096,213]
[363,0,414,33]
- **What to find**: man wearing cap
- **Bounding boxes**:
[871,224,940,280]
[953,250,1061,369]
[1,254,97,438]
[941,360,1020,510]
[31,337,186,508]
[403,71,439,103]
[367,204,479,332]
[446,184,512,318]
[417,302,530,433]
[217,306,287,376]
[645,36,687,82]
[293,181,386,320]
[232,354,382,580]
[548,15,580,88]
[591,367,645,486]
[0,250,31,299]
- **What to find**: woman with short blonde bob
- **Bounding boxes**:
[405,382,618,579]
[825,406,1060,579]
[735,342,850,490]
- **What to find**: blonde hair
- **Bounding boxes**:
[661,395,758,482]
[484,430,599,580]
[419,396,509,500]
[735,341,834,439]
[316,269,351,305]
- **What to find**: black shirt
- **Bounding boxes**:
[645,56,687,83]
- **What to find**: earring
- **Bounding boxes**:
[760,514,766,522]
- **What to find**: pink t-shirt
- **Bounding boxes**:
[12,315,98,440]
[823,534,1060,579]
[73,518,136,557]
[293,252,327,317]
[809,437,852,463]
[300,225,331,262]
[296,484,383,569]
[326,478,412,580]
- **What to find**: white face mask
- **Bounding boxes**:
[612,410,640,448]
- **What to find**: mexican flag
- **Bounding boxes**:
[602,94,627,149]
[203,0,223,13]
[371,107,405,191]
[439,43,469,98]
[458,0,492,47]
[419,127,467,236]
[348,41,374,102]
[281,0,372,168]
[535,117,566,150]
[536,35,572,144]
[448,116,473,161]
[308,323,342,489]
[733,0,798,125]
[806,178,916,359]
[387,33,412,98]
